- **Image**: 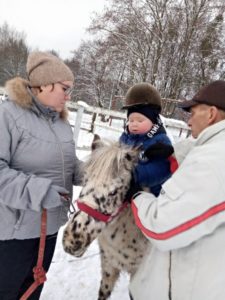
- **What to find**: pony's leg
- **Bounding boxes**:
[98,253,120,300]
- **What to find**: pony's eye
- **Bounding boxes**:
[109,190,117,197]
[125,153,132,161]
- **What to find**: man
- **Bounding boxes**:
[129,80,225,300]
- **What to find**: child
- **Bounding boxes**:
[120,82,174,198]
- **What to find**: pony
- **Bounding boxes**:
[62,135,150,300]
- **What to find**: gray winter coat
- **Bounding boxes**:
[0,77,80,240]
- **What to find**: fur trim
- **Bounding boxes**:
[5,77,32,108]
[5,77,68,120]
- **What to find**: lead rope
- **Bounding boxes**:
[20,209,47,300]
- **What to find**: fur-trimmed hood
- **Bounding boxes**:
[5,77,68,120]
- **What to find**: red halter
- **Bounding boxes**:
[77,200,129,223]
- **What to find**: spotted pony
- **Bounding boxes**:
[63,136,150,300]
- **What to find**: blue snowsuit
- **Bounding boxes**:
[120,129,172,196]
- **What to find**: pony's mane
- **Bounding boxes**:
[83,141,131,184]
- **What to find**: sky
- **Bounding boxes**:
[0,0,107,59]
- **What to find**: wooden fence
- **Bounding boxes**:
[67,101,190,148]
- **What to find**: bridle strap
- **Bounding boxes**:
[77,201,129,223]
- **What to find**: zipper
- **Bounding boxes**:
[168,251,172,300]
[46,117,67,225]
[46,118,66,187]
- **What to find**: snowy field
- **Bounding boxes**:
[41,111,188,300]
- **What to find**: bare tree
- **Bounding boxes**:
[0,23,29,86]
[69,39,127,108]
[69,0,225,117]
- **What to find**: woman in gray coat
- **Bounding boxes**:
[0,51,81,299]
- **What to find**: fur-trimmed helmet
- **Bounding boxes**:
[123,82,162,111]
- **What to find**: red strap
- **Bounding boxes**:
[77,201,129,223]
[132,200,225,240]
[20,209,47,300]
[168,155,178,173]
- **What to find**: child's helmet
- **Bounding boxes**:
[123,82,162,111]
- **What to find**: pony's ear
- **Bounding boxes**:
[91,134,103,151]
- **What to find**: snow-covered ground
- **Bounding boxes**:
[41,111,187,300]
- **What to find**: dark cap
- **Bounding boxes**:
[178,80,225,112]
[127,104,160,124]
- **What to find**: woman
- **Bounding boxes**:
[0,51,81,299]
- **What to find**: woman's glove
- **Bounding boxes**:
[42,185,69,209]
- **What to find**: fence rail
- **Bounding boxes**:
[67,101,190,147]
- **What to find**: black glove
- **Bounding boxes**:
[144,142,174,160]
[125,174,141,202]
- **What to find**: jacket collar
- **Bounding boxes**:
[196,119,225,146]
[27,87,59,121]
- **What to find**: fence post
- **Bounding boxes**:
[73,105,84,148]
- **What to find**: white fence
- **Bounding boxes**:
[0,87,6,103]
[67,101,190,148]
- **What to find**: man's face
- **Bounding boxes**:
[188,104,212,138]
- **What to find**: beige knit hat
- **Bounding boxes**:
[26,51,74,87]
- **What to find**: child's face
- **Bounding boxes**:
[128,112,153,134]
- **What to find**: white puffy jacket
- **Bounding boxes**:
[130,120,225,300]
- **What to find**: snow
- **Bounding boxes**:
[40,110,187,299]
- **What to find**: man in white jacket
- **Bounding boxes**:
[129,80,225,300]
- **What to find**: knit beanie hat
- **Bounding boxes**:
[127,104,160,124]
[123,82,162,111]
[26,51,74,87]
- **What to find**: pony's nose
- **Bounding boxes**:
[63,239,83,255]
[73,240,82,251]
